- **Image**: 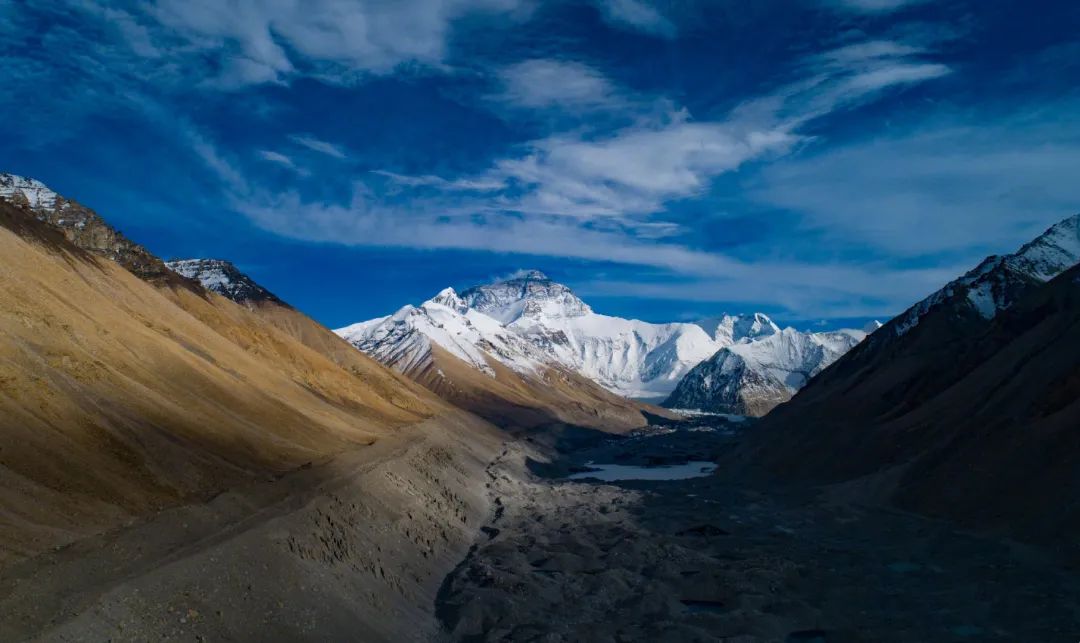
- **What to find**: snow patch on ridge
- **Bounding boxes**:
[0,173,60,211]
[896,214,1080,334]
[165,258,283,304]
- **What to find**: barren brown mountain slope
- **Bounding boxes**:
[746,264,1080,554]
[406,343,657,435]
[0,199,443,565]
[161,255,657,435]
[0,179,660,640]
[243,297,648,437]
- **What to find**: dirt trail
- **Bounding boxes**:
[0,413,503,642]
[437,423,1080,642]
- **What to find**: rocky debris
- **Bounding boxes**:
[438,424,1080,642]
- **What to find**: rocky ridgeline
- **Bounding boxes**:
[165,258,287,306]
[0,173,195,288]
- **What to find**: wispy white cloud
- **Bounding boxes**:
[257,150,295,167]
[256,149,311,176]
[823,40,925,63]
[490,117,800,218]
[172,37,1072,319]
[227,185,967,318]
[66,0,530,89]
[371,170,505,191]
[494,59,620,111]
[771,37,953,127]
[753,103,1080,258]
[289,134,347,159]
[396,37,952,222]
[592,0,675,38]
[841,62,950,92]
[829,0,929,13]
[234,189,734,274]
[574,264,961,318]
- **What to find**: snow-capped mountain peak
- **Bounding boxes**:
[696,313,781,344]
[0,173,60,211]
[664,324,870,416]
[862,320,884,334]
[336,286,552,379]
[894,213,1080,335]
[1,172,188,286]
[340,272,870,404]
[1010,213,1080,281]
[427,287,469,312]
[165,259,284,306]
[342,272,724,398]
[459,270,592,324]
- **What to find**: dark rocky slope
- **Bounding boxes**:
[746,217,1080,555]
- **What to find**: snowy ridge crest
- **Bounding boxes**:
[336,289,552,379]
[0,173,60,212]
[894,214,1080,336]
[460,271,592,324]
[663,326,870,416]
[165,259,285,305]
[338,271,867,403]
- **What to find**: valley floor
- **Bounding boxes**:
[437,422,1080,642]
[3,415,1078,642]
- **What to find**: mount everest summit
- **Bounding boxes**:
[337,270,874,414]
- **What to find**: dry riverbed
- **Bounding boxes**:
[437,418,1080,642]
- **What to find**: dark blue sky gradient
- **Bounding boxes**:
[2,0,1078,329]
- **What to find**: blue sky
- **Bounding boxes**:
[2,0,1079,329]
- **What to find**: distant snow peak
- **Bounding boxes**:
[664,325,869,416]
[345,272,806,399]
[697,313,780,344]
[340,270,870,403]
[336,286,552,380]
[460,269,592,324]
[0,173,60,212]
[1011,213,1080,282]
[427,287,468,313]
[894,213,1080,336]
[165,258,283,305]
